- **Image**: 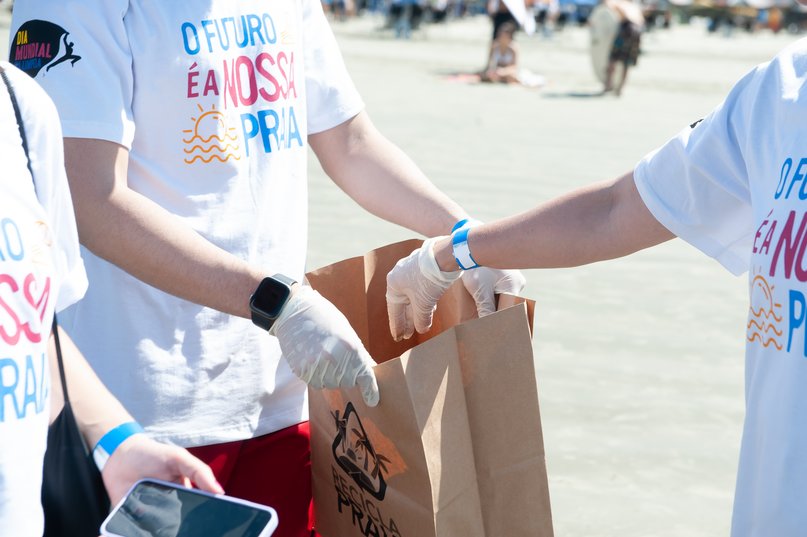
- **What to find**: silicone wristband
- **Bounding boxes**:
[92,421,145,471]
[451,218,483,234]
[452,227,480,270]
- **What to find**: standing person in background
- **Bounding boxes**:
[0,60,222,537]
[390,0,424,39]
[8,2,525,536]
[603,0,644,96]
[385,36,807,537]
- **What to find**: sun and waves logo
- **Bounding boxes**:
[182,103,241,164]
[747,271,784,350]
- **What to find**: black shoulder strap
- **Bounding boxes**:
[51,315,70,404]
[0,67,36,188]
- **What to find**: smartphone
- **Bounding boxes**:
[100,478,278,537]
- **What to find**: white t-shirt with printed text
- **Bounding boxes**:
[9,0,365,447]
[0,61,87,537]
[634,37,807,537]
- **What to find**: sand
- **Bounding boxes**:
[1,10,799,536]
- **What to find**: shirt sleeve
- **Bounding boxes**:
[633,66,762,276]
[300,0,365,134]
[4,63,87,311]
[9,0,135,148]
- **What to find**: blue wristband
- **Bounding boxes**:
[451,218,483,234]
[452,227,480,270]
[92,421,145,471]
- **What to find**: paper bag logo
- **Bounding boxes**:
[332,402,390,501]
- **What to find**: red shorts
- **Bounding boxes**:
[187,422,320,537]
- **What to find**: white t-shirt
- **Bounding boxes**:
[634,37,807,537]
[0,61,87,537]
[8,0,364,446]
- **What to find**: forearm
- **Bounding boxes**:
[310,112,467,237]
[64,138,264,318]
[49,327,131,449]
[49,327,225,499]
[434,172,675,270]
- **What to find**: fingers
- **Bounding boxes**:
[172,448,224,495]
[461,269,496,317]
[497,270,527,295]
[412,302,437,334]
[386,295,414,341]
[462,268,527,317]
[386,239,460,340]
[312,347,380,407]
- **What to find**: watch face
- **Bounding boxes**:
[251,278,292,318]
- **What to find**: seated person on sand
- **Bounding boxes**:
[481,22,520,84]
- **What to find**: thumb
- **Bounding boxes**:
[355,348,379,407]
[472,285,496,317]
[357,367,380,407]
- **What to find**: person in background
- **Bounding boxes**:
[385,35,807,537]
[603,0,644,96]
[481,21,520,83]
[8,2,525,536]
[488,0,519,40]
[0,60,221,537]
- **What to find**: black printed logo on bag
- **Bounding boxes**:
[331,402,390,500]
[9,20,82,77]
[331,402,401,536]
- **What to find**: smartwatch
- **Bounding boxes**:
[249,274,298,331]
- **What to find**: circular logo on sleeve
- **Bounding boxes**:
[9,19,82,77]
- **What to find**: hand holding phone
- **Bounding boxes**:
[100,479,277,537]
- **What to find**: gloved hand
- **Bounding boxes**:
[386,237,461,341]
[461,267,526,317]
[271,286,379,407]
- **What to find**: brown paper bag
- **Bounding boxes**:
[307,240,553,537]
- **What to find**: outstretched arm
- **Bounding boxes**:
[386,172,674,339]
[433,171,674,271]
[310,111,527,317]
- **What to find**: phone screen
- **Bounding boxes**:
[103,480,274,537]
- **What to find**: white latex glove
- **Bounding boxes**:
[461,267,526,317]
[386,237,461,341]
[270,286,379,407]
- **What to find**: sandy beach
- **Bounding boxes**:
[309,16,790,537]
[1,9,799,536]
